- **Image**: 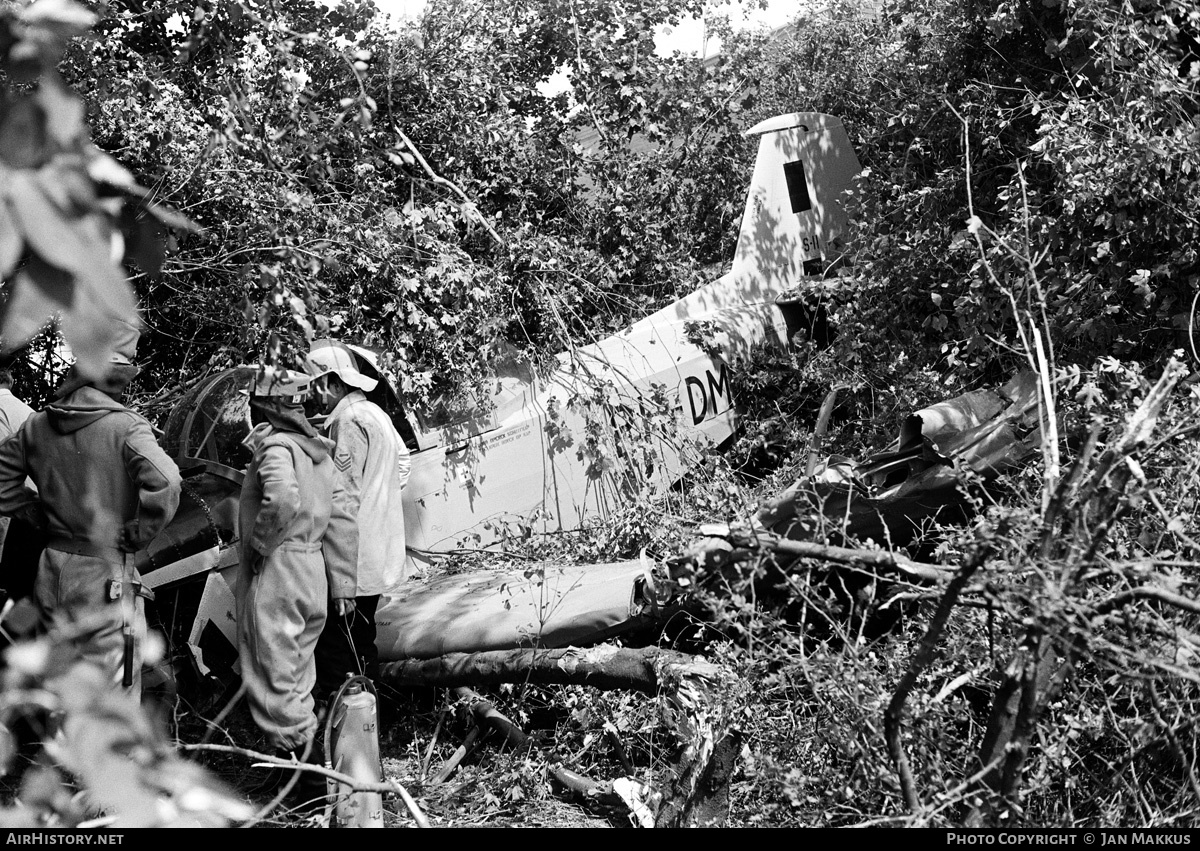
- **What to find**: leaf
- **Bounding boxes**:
[39,159,95,212]
[6,173,136,375]
[58,224,138,379]
[8,170,96,274]
[85,152,143,195]
[0,201,23,278]
[35,78,85,148]
[19,0,97,36]
[0,98,49,169]
[2,256,73,351]
[142,201,200,233]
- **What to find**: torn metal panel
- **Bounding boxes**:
[138,460,242,589]
[758,372,1043,545]
[186,564,239,679]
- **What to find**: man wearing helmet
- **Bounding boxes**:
[0,322,180,694]
[305,342,411,699]
[237,366,357,779]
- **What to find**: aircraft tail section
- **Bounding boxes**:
[730,113,862,290]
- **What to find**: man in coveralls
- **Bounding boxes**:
[236,366,357,797]
[0,323,181,693]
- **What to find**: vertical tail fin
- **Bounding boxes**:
[730,113,862,291]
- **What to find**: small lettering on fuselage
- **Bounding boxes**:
[684,363,733,426]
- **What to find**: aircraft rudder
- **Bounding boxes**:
[731,113,862,294]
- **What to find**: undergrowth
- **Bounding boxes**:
[330,349,1200,830]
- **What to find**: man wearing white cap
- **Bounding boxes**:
[305,341,411,698]
[0,322,180,694]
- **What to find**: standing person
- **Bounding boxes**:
[0,369,34,440]
[0,323,181,693]
[305,341,410,699]
[0,366,39,603]
[236,366,357,781]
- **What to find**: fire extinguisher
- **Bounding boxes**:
[324,675,385,828]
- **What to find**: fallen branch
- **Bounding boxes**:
[381,645,723,695]
[805,385,847,478]
[430,724,480,784]
[454,686,531,749]
[683,525,954,584]
[380,644,744,827]
[604,720,636,776]
[452,687,612,797]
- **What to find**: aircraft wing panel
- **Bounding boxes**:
[375,559,655,660]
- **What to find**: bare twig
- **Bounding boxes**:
[430,724,479,785]
[393,126,504,247]
[197,680,247,747]
[181,742,398,794]
[420,702,448,782]
[884,540,993,812]
[1091,585,1200,619]
[388,779,432,828]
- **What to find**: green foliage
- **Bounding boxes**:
[749,0,1200,387]
[0,0,195,379]
[33,0,764,413]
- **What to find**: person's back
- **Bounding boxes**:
[18,386,179,551]
[0,325,181,692]
[237,427,341,562]
[0,370,34,442]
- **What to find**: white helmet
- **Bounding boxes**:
[305,342,378,392]
[249,366,311,403]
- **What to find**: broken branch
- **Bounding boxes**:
[394,126,504,247]
[380,645,725,695]
[380,644,744,827]
[686,525,954,584]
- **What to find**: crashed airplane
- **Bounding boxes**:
[131,112,864,683]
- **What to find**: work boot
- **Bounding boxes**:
[279,739,329,813]
[289,773,330,814]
